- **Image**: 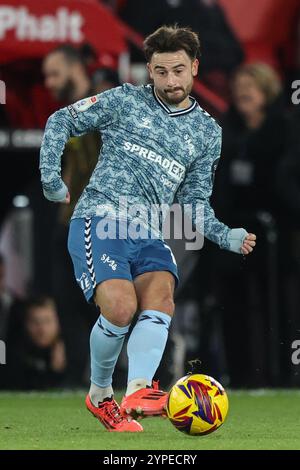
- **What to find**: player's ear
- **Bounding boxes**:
[192,59,199,77]
[147,63,153,80]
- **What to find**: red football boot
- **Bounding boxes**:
[120,381,168,419]
[85,394,143,432]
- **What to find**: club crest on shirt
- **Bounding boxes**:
[184,134,195,156]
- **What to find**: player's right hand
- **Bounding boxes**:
[227,228,248,254]
[241,233,256,255]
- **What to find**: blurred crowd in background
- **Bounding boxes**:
[1,0,300,391]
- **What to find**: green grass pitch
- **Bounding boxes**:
[0,390,299,450]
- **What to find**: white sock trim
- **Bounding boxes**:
[126,378,151,396]
[89,383,113,406]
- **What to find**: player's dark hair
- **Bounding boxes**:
[144,25,201,62]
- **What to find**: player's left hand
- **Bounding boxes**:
[241,233,256,255]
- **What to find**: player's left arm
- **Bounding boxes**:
[176,123,256,255]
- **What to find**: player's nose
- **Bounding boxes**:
[166,74,177,88]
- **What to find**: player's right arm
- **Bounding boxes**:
[176,121,256,254]
[39,86,125,202]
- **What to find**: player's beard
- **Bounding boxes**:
[54,79,77,103]
[159,79,193,106]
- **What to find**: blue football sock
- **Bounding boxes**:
[127,309,171,385]
[90,315,129,388]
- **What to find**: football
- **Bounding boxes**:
[166,374,229,436]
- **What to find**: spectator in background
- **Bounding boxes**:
[5,296,66,390]
[216,63,286,220]
[212,63,287,387]
[43,44,92,104]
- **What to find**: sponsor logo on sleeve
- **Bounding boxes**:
[74,95,99,112]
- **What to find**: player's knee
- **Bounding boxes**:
[109,297,137,326]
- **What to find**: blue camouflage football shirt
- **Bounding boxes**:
[39,83,230,249]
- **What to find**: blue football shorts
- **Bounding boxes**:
[68,216,179,303]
